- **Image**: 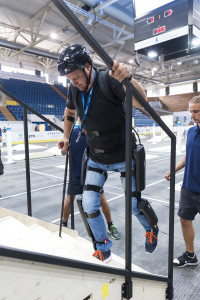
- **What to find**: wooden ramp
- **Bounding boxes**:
[0,207,167,300]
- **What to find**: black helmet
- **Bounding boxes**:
[58,44,93,76]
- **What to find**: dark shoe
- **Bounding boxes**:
[107,224,120,240]
[62,221,68,227]
[173,252,198,267]
[92,249,112,263]
[145,226,159,253]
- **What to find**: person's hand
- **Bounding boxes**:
[109,59,131,82]
[165,171,171,181]
[57,137,69,156]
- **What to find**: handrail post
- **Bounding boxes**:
[124,87,133,299]
[69,143,75,229]
[23,106,32,216]
[167,137,176,300]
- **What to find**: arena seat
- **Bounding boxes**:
[54,83,68,98]
[0,111,6,121]
[0,78,66,121]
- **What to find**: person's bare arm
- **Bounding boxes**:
[58,107,76,155]
[165,154,186,181]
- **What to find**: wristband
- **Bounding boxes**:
[128,74,133,81]
[66,116,75,123]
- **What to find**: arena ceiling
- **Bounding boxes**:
[0,0,200,87]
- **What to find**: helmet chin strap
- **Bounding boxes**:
[82,65,92,93]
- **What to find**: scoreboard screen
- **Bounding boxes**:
[134,0,200,60]
[134,0,175,18]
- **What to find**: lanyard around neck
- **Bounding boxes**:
[80,70,96,133]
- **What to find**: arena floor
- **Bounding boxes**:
[1,137,200,300]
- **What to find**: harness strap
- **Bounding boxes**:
[66,116,75,123]
[85,210,100,219]
[84,184,102,193]
[87,166,107,180]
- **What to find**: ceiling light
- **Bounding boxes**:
[177,61,182,65]
[192,38,200,47]
[129,59,134,64]
[148,51,158,58]
[51,33,57,39]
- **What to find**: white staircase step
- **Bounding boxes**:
[0,216,103,264]
[0,208,167,299]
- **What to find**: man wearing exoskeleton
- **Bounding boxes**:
[58,44,159,263]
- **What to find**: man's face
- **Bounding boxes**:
[66,69,87,91]
[189,103,200,124]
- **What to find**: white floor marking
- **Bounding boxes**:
[148,145,186,152]
[146,196,179,208]
[146,179,166,187]
[55,165,66,169]
[0,183,64,201]
[12,144,46,151]
[168,181,182,191]
[30,170,64,179]
[146,154,159,159]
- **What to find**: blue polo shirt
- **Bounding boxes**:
[71,127,87,178]
[182,124,200,192]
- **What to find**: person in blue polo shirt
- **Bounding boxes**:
[165,95,200,267]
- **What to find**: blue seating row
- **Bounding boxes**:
[0,111,6,121]
[0,78,67,121]
[54,84,68,98]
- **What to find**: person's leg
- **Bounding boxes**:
[173,217,198,266]
[62,177,82,226]
[178,187,197,254]
[173,188,198,266]
[63,194,75,223]
[100,192,120,240]
[180,218,195,253]
[100,193,112,223]
[82,159,112,256]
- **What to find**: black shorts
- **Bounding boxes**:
[67,177,104,196]
[178,187,200,220]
